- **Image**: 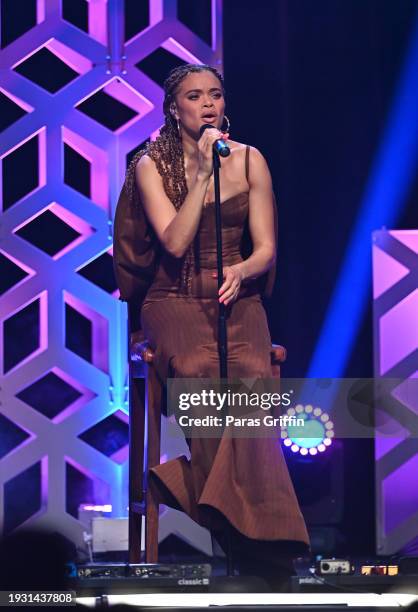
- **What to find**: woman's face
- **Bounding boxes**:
[173,70,225,136]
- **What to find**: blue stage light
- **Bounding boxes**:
[308,11,418,378]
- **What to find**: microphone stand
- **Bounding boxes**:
[213,150,228,380]
[213,149,234,577]
[211,145,267,593]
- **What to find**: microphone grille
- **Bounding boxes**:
[199,123,215,137]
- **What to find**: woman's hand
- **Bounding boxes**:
[212,265,243,305]
[197,128,229,178]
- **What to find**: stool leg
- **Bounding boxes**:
[129,377,146,563]
[145,364,162,563]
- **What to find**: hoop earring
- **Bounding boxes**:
[176,118,181,136]
[222,115,230,133]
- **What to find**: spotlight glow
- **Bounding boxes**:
[281,404,334,456]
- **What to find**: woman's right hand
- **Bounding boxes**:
[197,128,229,178]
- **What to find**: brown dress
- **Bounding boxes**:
[139,147,309,554]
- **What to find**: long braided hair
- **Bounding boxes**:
[125,63,225,293]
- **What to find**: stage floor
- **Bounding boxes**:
[77,591,418,609]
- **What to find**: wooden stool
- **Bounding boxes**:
[128,333,287,563]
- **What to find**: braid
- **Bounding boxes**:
[125,63,225,293]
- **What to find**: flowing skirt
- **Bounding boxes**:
[140,294,309,549]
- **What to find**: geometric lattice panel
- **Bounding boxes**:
[373,229,418,555]
[0,0,223,551]
[0,414,31,460]
[78,410,129,464]
[3,461,42,535]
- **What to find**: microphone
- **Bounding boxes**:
[199,124,230,157]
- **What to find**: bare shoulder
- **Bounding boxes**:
[230,141,270,180]
[135,153,159,178]
[227,139,247,160]
[134,153,165,192]
[225,140,249,168]
[228,140,267,165]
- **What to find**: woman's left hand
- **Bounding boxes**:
[212,265,244,305]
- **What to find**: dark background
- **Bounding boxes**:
[223,0,418,378]
[223,0,418,557]
[224,0,418,555]
[2,0,418,557]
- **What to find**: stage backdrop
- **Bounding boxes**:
[0,0,222,551]
[373,229,418,555]
[2,0,418,559]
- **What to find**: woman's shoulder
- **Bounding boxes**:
[227,140,265,160]
[134,151,161,181]
[227,140,267,173]
[125,148,154,187]
[228,140,248,154]
[134,150,154,169]
[129,140,163,171]
[125,149,164,200]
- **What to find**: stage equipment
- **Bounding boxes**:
[71,563,211,595]
[206,127,233,574]
[317,558,353,575]
[127,563,211,584]
[208,132,228,382]
[291,572,418,593]
[286,438,344,554]
[282,404,334,455]
[92,517,129,553]
[78,503,112,529]
[77,564,126,578]
[361,564,398,576]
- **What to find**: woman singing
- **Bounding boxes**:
[118,64,309,590]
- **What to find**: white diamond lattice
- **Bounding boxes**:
[0,0,223,552]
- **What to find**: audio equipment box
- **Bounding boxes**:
[69,562,211,594]
[316,559,354,575]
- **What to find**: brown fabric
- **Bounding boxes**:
[142,295,309,544]
[114,144,308,549]
[113,180,158,305]
[113,145,277,308]
[139,187,309,547]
